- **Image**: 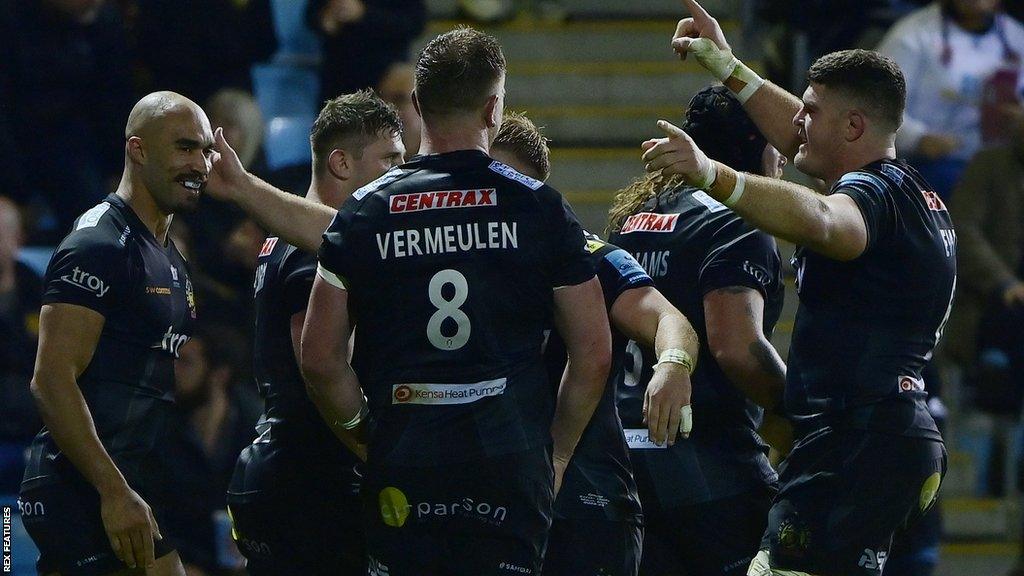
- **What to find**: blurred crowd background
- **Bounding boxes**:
[4,0,1024,574]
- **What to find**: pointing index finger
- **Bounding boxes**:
[657,119,687,139]
[682,0,713,21]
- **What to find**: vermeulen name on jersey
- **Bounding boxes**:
[376,221,519,260]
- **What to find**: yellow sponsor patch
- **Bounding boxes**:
[919,472,941,511]
[585,239,605,253]
[379,487,411,527]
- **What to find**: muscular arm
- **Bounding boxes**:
[727,79,803,161]
[291,308,366,459]
[208,127,336,252]
[299,276,369,447]
[610,286,697,445]
[550,278,612,486]
[702,287,785,410]
[32,304,160,568]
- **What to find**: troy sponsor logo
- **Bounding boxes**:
[743,261,771,286]
[258,237,278,258]
[897,375,925,393]
[859,549,887,571]
[389,189,497,214]
[620,212,679,234]
[159,325,190,357]
[922,190,947,212]
[60,267,110,298]
[392,379,507,405]
[17,499,45,517]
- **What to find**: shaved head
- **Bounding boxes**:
[125,91,206,139]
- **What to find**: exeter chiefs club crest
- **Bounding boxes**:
[186,278,196,318]
[777,518,811,554]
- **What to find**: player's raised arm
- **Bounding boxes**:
[672,0,803,159]
[299,274,368,451]
[550,277,612,493]
[32,304,160,570]
[610,286,697,446]
[642,120,869,261]
[207,127,336,252]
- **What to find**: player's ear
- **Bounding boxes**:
[411,90,423,118]
[846,110,866,142]
[327,148,352,181]
[126,136,145,165]
[483,94,500,129]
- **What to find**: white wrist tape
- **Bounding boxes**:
[695,160,718,190]
[337,397,368,430]
[723,172,747,207]
[654,348,696,374]
[730,61,766,104]
[688,38,738,81]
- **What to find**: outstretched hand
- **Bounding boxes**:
[641,120,717,187]
[673,0,731,60]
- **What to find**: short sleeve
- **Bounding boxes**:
[833,171,898,253]
[699,226,781,298]
[280,251,317,316]
[545,193,595,288]
[41,233,131,317]
[591,241,654,309]
[317,200,358,288]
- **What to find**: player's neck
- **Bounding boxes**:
[418,127,489,156]
[115,176,173,244]
[307,178,352,210]
[824,143,897,189]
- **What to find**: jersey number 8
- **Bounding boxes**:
[428,269,471,351]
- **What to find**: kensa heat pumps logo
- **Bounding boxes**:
[392,378,507,405]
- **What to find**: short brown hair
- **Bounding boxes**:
[807,49,906,131]
[415,27,506,119]
[492,111,550,181]
[310,90,403,173]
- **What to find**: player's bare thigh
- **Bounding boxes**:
[41,550,187,576]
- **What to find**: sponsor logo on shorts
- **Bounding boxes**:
[623,428,667,450]
[60,267,110,298]
[777,519,811,551]
[498,561,533,574]
[389,189,497,214]
[379,487,411,528]
[392,379,507,405]
[368,555,391,576]
[919,472,941,512]
[16,499,44,517]
[258,237,278,257]
[619,212,679,234]
[897,376,925,394]
[416,498,508,526]
[858,549,887,571]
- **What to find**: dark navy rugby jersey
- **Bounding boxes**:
[787,159,954,440]
[23,193,195,490]
[544,233,650,523]
[317,150,594,467]
[228,239,361,503]
[609,185,782,508]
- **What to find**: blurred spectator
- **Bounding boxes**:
[878,0,1024,198]
[207,89,266,172]
[378,62,421,155]
[0,197,42,493]
[160,325,259,576]
[305,0,426,101]
[0,0,135,241]
[133,0,277,105]
[943,117,1024,372]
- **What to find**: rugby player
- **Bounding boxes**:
[225,91,405,575]
[608,85,789,576]
[208,28,611,575]
[18,91,210,576]
[491,112,699,576]
[650,2,954,575]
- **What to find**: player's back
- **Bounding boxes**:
[318,150,593,466]
[787,158,955,438]
[609,186,783,507]
[229,239,360,501]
